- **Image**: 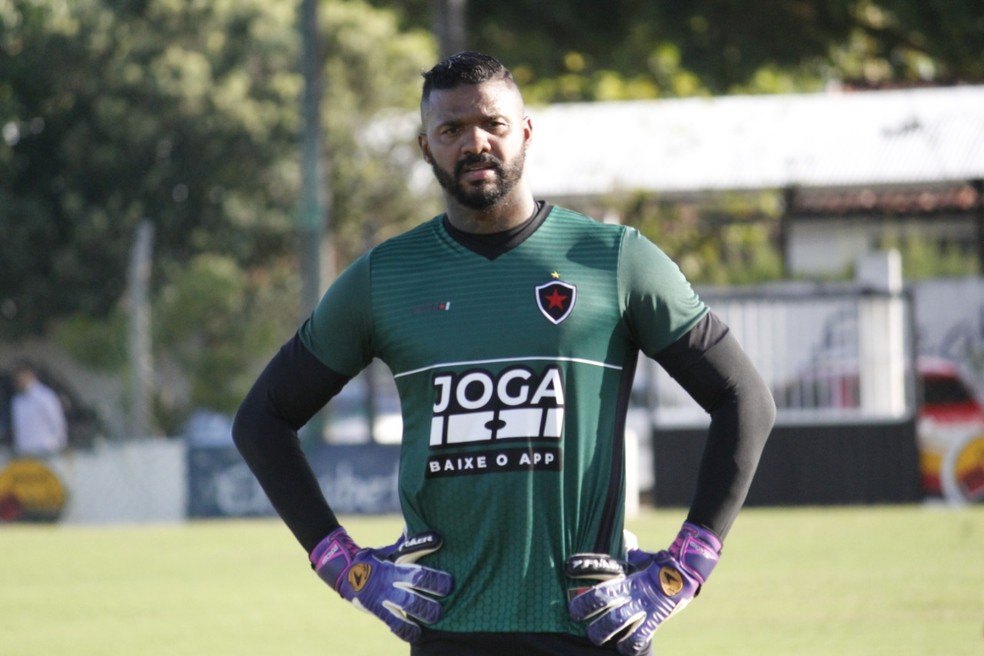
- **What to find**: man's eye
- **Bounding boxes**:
[442,126,460,136]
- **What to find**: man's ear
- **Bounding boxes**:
[418,134,432,163]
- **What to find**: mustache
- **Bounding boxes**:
[454,153,503,178]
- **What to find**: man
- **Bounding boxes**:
[233,51,775,656]
[10,361,68,457]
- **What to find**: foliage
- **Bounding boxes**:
[319,2,439,263]
[0,0,436,429]
[600,191,786,286]
[372,0,984,101]
[0,0,301,340]
[151,254,299,429]
[879,231,980,280]
[49,310,128,372]
[0,0,434,330]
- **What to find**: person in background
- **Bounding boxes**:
[10,361,68,457]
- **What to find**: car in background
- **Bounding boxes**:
[916,357,984,502]
[776,355,984,502]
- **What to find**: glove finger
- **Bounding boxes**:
[568,578,628,621]
[353,595,425,643]
[616,631,654,656]
[586,601,647,647]
[379,602,423,643]
[389,587,445,624]
[394,564,454,596]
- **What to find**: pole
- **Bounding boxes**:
[300,0,328,315]
[127,220,155,439]
[432,0,467,57]
[299,0,329,443]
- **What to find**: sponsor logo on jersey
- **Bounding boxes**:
[427,446,561,477]
[535,277,576,324]
[426,364,565,477]
[430,366,564,447]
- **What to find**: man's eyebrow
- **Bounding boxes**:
[429,118,462,133]
[430,111,512,131]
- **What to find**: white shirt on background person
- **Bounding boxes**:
[12,380,67,456]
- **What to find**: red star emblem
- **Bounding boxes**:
[544,288,568,309]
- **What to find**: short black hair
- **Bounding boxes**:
[421,51,516,105]
[11,359,36,376]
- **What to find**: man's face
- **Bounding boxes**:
[13,370,33,392]
[419,79,532,211]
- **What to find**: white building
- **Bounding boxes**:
[520,85,984,276]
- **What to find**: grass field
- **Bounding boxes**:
[1,505,981,656]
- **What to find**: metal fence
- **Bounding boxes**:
[637,285,917,427]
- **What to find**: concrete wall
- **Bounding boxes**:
[0,439,186,524]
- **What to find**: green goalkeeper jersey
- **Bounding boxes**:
[299,204,706,635]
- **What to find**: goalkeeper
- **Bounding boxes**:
[233,51,776,656]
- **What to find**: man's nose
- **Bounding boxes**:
[460,126,492,155]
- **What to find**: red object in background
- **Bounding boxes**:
[0,493,23,521]
[916,358,984,498]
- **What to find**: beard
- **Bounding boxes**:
[430,146,526,211]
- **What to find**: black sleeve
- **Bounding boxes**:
[654,312,776,540]
[232,333,352,553]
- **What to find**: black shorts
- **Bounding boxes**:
[411,630,627,656]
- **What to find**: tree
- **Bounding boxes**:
[1,0,435,336]
[587,191,785,286]
[0,0,300,338]
[318,1,437,266]
[368,0,984,100]
[1,0,436,430]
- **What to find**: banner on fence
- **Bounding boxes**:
[187,443,401,518]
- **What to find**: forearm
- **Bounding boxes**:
[232,400,339,552]
[232,333,351,552]
[685,343,776,538]
[655,315,776,540]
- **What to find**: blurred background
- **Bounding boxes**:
[1,0,982,524]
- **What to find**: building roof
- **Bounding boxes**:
[523,85,984,199]
[793,183,980,217]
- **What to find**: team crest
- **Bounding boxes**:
[535,278,576,324]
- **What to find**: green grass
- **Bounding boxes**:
[1,506,981,655]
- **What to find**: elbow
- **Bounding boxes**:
[231,389,264,458]
[231,403,248,451]
[761,384,778,433]
[748,374,777,439]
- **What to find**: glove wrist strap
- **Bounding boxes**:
[669,521,722,584]
[310,526,361,592]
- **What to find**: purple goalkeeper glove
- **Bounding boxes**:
[566,522,722,656]
[310,527,454,642]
